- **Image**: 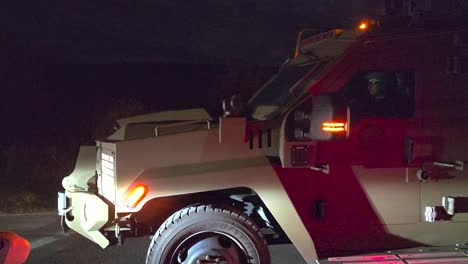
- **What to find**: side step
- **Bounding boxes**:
[320,246,468,264]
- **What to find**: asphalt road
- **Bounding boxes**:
[0,213,307,264]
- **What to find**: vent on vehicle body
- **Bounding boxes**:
[290,144,315,167]
[247,128,272,149]
[98,150,116,203]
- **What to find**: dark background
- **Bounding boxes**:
[0,0,382,64]
[1,0,467,212]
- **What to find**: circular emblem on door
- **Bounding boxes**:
[360,125,385,151]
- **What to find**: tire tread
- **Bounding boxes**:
[146,204,268,264]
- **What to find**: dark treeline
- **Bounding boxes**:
[2,62,276,144]
[0,39,276,196]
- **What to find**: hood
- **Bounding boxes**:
[108,108,213,141]
[117,108,212,127]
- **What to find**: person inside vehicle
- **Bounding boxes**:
[365,72,396,116]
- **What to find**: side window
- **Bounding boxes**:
[341,70,415,122]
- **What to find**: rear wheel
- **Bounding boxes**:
[146,204,270,264]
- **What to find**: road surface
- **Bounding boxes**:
[0,212,307,264]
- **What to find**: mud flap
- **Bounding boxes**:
[60,216,70,233]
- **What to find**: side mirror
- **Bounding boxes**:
[0,232,30,264]
[222,95,244,117]
[280,94,349,168]
[308,94,349,141]
[287,94,349,142]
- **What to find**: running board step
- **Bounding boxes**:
[320,246,468,264]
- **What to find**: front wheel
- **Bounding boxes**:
[146,204,270,264]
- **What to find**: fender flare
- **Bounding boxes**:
[121,157,318,263]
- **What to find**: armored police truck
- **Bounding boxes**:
[58,19,468,264]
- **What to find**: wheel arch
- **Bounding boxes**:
[132,184,318,263]
[120,159,318,263]
[133,187,288,241]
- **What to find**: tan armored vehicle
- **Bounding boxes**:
[58,21,468,263]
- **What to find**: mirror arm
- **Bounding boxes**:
[310,164,330,174]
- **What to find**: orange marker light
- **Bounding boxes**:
[322,122,347,133]
[125,185,148,208]
[359,22,368,31]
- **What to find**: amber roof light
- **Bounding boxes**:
[359,22,368,31]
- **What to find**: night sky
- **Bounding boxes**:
[0,0,381,64]
[0,0,386,144]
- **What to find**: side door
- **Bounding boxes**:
[419,31,468,222]
[318,68,422,227]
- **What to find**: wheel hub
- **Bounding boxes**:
[174,233,247,264]
[196,255,226,264]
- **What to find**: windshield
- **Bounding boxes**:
[247,59,325,120]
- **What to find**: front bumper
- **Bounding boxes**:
[58,191,110,248]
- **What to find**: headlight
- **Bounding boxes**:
[293,110,311,140]
[98,152,116,203]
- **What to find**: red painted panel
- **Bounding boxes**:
[273,32,432,255]
[273,165,321,232]
[347,118,411,168]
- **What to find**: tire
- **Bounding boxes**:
[146,204,271,264]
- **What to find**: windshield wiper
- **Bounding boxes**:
[289,62,322,95]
